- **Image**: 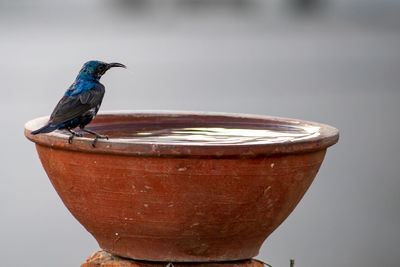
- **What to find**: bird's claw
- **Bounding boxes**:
[91,134,108,148]
[68,132,83,144]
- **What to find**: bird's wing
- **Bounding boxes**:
[49,84,105,125]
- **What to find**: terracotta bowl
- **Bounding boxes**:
[24,111,339,262]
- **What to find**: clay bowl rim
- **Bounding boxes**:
[24,110,339,158]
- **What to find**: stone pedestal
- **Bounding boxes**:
[81,251,265,267]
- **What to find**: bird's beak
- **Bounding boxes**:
[108,62,127,69]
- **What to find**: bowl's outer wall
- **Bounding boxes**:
[36,144,326,262]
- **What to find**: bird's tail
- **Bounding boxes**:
[31,124,58,135]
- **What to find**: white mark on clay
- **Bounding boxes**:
[264,186,272,195]
[178,167,187,171]
[143,204,149,208]
[270,163,275,168]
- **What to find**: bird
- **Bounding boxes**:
[31,60,126,147]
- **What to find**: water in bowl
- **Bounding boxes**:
[87,122,321,145]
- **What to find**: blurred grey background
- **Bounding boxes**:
[1,0,399,266]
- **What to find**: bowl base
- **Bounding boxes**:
[81,251,265,267]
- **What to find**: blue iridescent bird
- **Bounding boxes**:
[31,60,126,147]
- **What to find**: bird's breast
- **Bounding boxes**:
[88,107,97,116]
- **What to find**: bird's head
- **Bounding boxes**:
[78,60,126,80]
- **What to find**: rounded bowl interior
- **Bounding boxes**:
[25,110,338,158]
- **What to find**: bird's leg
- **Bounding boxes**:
[81,128,108,147]
[67,129,83,144]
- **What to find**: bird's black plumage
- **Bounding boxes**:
[31,60,126,147]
